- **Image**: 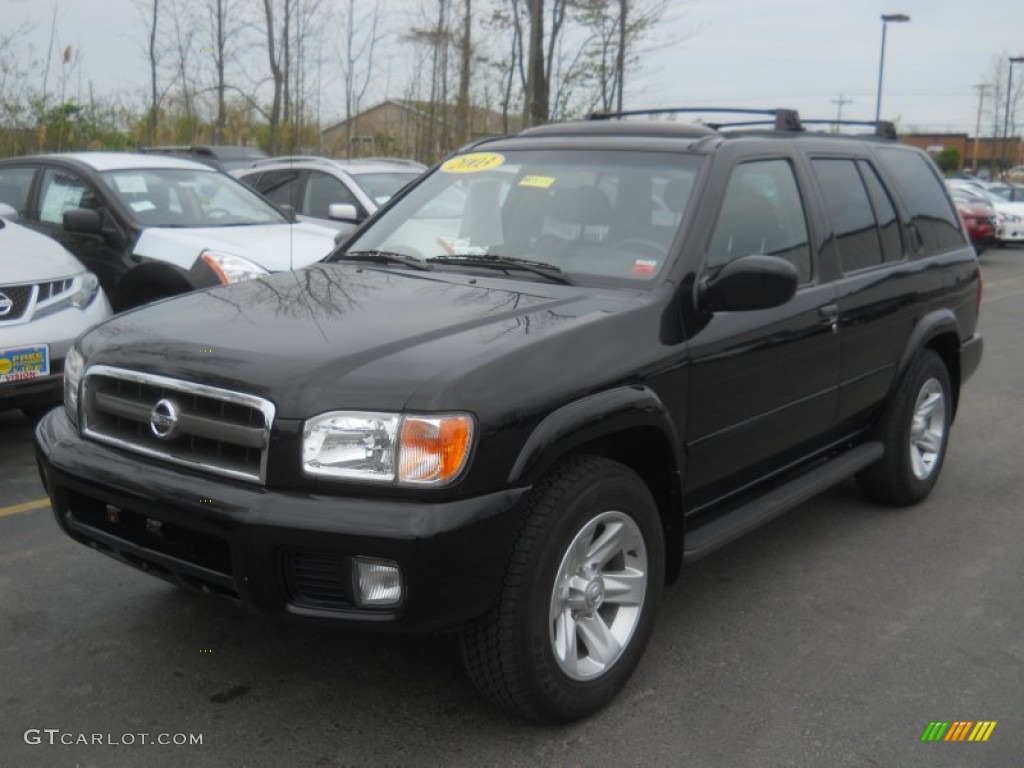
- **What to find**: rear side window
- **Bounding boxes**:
[250,170,302,210]
[0,166,35,215]
[875,148,963,256]
[811,159,904,272]
[811,159,879,272]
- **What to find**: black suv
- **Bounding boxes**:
[35,109,982,723]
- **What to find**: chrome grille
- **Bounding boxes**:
[82,366,275,484]
[38,278,74,301]
[0,284,34,322]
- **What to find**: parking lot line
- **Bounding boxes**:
[0,497,51,518]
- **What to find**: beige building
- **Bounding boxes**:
[321,99,518,163]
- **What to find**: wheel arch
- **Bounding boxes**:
[895,309,963,420]
[113,261,197,311]
[507,387,686,583]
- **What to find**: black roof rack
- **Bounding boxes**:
[799,119,898,140]
[586,108,899,140]
[588,107,804,133]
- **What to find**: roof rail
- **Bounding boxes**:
[587,107,804,133]
[798,119,898,140]
[249,155,327,167]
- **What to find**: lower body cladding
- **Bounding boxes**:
[34,408,529,632]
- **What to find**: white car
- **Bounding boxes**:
[0,206,112,420]
[233,157,425,234]
[0,153,339,311]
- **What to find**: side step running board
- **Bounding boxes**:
[683,441,884,562]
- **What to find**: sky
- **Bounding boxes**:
[3,0,1023,136]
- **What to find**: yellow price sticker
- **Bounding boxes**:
[0,359,10,375]
[518,175,556,189]
[440,152,505,173]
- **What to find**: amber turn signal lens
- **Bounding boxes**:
[398,415,474,484]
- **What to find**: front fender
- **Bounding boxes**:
[507,386,683,485]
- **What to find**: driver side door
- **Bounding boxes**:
[685,157,840,507]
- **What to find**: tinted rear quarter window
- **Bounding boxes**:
[875,148,963,256]
[857,160,903,262]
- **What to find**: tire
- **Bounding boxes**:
[459,455,665,723]
[857,349,952,506]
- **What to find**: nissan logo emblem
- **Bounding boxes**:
[149,398,181,440]
[0,292,12,317]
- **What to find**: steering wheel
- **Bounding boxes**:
[205,207,232,219]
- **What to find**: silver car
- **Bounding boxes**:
[234,157,425,235]
[0,205,112,420]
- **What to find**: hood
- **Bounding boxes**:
[132,222,338,272]
[1,220,89,283]
[80,264,656,418]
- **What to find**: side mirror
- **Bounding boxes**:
[700,254,798,312]
[279,203,298,222]
[63,208,103,235]
[329,203,361,222]
[0,202,18,221]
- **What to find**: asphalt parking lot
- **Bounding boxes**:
[2,247,1023,767]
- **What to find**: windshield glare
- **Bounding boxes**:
[100,168,287,228]
[347,150,703,282]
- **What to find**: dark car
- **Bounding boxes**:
[139,144,269,172]
[36,109,982,723]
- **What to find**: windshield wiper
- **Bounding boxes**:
[330,249,433,271]
[428,254,573,284]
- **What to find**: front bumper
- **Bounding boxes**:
[0,293,111,411]
[35,408,529,632]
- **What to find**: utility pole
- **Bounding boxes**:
[831,93,853,130]
[972,83,989,174]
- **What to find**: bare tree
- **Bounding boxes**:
[339,0,383,157]
[261,0,287,153]
[204,0,248,142]
[147,0,161,144]
[522,0,570,126]
[455,0,472,144]
[571,0,668,115]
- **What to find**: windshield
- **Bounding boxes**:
[346,150,703,283]
[99,168,287,228]
[351,171,422,205]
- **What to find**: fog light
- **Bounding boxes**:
[353,557,402,607]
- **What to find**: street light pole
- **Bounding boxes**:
[973,83,989,174]
[1001,57,1024,174]
[874,13,910,123]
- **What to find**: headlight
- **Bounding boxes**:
[64,346,85,426]
[200,250,269,284]
[302,411,474,486]
[71,272,100,308]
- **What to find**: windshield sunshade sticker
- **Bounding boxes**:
[113,175,149,194]
[518,175,556,189]
[632,259,658,276]
[440,152,505,174]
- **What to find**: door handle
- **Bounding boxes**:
[818,304,839,334]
